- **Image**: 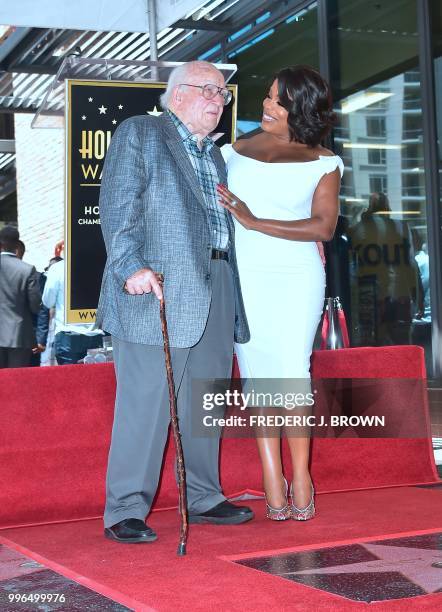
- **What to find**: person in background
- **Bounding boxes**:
[42,253,104,365]
[348,192,420,345]
[33,255,64,366]
[412,237,431,374]
[15,238,52,366]
[415,241,430,321]
[0,225,41,368]
[38,255,64,367]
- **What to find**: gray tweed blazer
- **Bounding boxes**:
[96,113,250,347]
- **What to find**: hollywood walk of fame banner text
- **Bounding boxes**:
[66,79,237,323]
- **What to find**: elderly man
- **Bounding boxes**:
[97,61,252,543]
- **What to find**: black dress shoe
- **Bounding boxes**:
[189,500,254,525]
[104,518,157,543]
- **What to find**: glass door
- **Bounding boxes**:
[328,0,433,371]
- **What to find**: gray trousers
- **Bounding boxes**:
[104,259,235,528]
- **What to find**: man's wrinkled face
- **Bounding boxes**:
[173,67,226,138]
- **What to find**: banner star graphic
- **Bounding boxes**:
[81,115,86,120]
[147,105,162,116]
[98,105,107,114]
[285,543,442,594]
[118,104,123,109]
[112,119,117,125]
[88,97,93,102]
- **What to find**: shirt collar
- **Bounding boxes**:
[167,109,214,152]
[0,251,17,257]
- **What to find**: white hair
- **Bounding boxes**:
[159,61,220,110]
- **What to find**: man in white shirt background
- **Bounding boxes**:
[42,249,104,365]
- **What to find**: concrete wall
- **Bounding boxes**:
[14,114,64,271]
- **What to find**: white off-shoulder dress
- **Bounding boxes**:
[221,143,344,382]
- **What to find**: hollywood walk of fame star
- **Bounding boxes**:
[81,115,86,120]
[88,97,93,102]
[98,105,107,114]
[284,543,442,594]
[112,119,117,125]
[118,104,123,109]
[147,105,162,116]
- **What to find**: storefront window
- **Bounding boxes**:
[432,0,442,247]
[328,0,432,365]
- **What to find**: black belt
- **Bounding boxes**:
[211,249,229,262]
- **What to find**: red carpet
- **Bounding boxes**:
[0,345,440,609]
[0,345,438,529]
[1,487,441,610]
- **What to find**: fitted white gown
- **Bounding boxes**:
[221,144,344,382]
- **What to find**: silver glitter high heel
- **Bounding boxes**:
[265,477,291,521]
[290,482,315,521]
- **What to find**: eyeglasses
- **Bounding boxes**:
[180,83,232,105]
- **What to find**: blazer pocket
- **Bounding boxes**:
[117,290,157,325]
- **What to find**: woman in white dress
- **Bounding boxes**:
[217,66,343,521]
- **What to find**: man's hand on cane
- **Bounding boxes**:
[124,268,163,300]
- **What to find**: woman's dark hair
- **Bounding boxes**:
[274,65,336,146]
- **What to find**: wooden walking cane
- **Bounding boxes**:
[157,273,188,556]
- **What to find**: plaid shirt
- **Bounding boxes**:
[167,110,229,250]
